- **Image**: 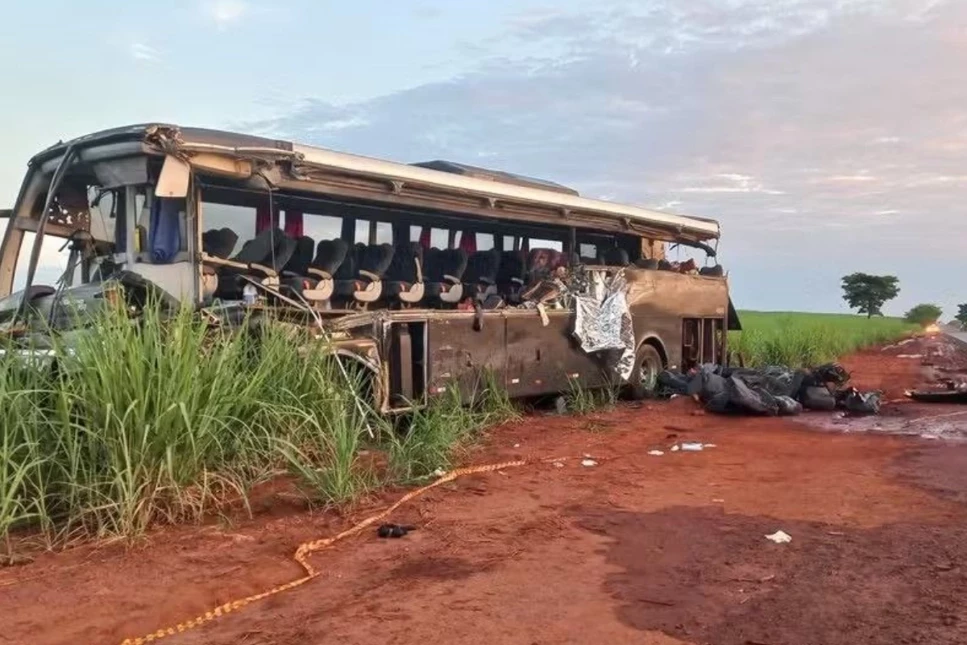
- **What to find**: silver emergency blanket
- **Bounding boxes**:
[572,271,636,380]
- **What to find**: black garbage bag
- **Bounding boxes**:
[776,395,803,416]
[686,364,719,397]
[800,386,837,411]
[657,370,690,395]
[837,387,881,415]
[727,375,779,415]
[652,360,877,418]
[725,365,806,399]
[701,372,732,413]
[811,363,850,388]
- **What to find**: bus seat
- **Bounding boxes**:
[657,259,673,271]
[496,250,526,304]
[210,228,294,300]
[425,248,468,305]
[462,249,501,301]
[202,228,238,259]
[384,241,425,305]
[282,235,315,277]
[268,235,298,274]
[699,264,724,277]
[311,239,349,276]
[635,258,660,270]
[286,238,349,304]
[278,235,330,302]
[602,247,629,266]
[334,243,395,304]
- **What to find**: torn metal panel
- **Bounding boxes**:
[624,268,729,314]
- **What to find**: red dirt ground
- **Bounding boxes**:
[3,334,967,645]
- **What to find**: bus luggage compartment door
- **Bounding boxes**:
[505,310,608,397]
[425,314,507,404]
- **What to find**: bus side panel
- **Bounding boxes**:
[504,311,610,397]
[625,269,730,370]
[425,315,507,403]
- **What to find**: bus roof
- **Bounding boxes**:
[30,123,721,242]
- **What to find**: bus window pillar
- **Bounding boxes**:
[642,238,665,260]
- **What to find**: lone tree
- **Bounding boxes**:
[904,303,942,327]
[956,304,967,329]
[841,273,900,318]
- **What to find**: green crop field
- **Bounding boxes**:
[729,311,918,368]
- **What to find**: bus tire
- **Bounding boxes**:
[627,343,663,400]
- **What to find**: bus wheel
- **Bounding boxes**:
[628,343,663,400]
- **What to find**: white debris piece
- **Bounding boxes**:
[670,445,681,452]
[581,459,598,467]
[647,450,665,456]
[703,443,717,448]
[765,530,792,544]
[552,461,565,468]
[681,442,704,452]
[897,354,923,359]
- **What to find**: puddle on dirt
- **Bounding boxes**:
[796,407,967,441]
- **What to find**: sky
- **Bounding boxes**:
[1,0,965,317]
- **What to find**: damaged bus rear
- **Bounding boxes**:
[0,124,739,411]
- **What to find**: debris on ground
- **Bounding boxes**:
[377,524,416,539]
[554,396,568,415]
[681,443,704,452]
[907,389,967,404]
[837,387,882,414]
[907,379,967,404]
[658,362,882,417]
[765,530,792,544]
[581,459,598,467]
[647,450,665,456]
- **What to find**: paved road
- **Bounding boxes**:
[949,332,967,348]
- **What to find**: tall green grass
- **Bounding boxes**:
[729,311,917,367]
[0,301,518,556]
[383,370,519,483]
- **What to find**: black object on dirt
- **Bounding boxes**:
[657,362,879,417]
[800,386,837,411]
[377,523,416,538]
[837,387,882,415]
[907,389,967,404]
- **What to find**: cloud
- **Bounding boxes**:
[130,42,161,62]
[242,0,967,316]
[822,175,879,183]
[656,200,684,211]
[203,0,249,29]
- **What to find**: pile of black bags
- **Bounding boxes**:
[657,363,882,416]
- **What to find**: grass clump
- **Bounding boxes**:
[384,370,519,483]
[730,311,917,368]
[564,376,618,415]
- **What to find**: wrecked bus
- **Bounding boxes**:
[0,124,739,411]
